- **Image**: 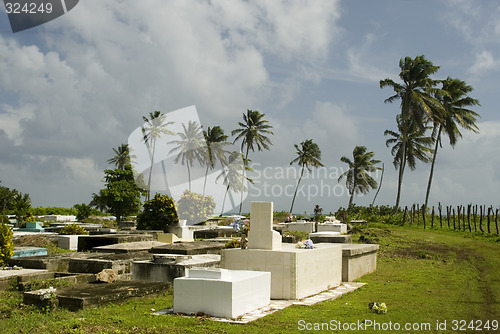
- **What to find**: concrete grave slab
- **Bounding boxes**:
[149,241,225,255]
[13,247,47,258]
[342,244,379,282]
[77,233,154,252]
[132,254,220,283]
[92,241,168,254]
[68,251,153,276]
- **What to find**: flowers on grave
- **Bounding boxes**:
[230,218,250,234]
[284,212,294,223]
[1,265,21,270]
[369,302,387,314]
[296,239,314,249]
[36,287,57,301]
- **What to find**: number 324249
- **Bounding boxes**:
[5,2,54,14]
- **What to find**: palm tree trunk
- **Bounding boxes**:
[348,190,355,207]
[202,164,210,196]
[394,146,406,213]
[290,166,305,214]
[238,146,251,215]
[371,163,384,206]
[146,140,156,201]
[187,163,192,192]
[220,184,230,216]
[424,126,442,209]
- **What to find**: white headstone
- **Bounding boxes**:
[248,201,282,250]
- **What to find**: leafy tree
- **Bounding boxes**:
[89,190,108,213]
[202,126,230,196]
[107,144,133,170]
[176,190,216,225]
[385,115,434,207]
[74,203,92,221]
[424,77,480,208]
[168,120,205,192]
[380,55,443,210]
[93,165,144,223]
[338,146,381,207]
[232,109,274,214]
[13,192,32,227]
[142,111,175,200]
[136,193,178,232]
[289,139,324,214]
[0,181,17,215]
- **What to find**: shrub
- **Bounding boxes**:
[136,193,178,232]
[0,222,14,266]
[176,190,215,225]
[58,224,89,235]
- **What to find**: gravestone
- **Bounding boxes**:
[248,202,282,250]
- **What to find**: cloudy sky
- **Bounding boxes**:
[0,0,499,214]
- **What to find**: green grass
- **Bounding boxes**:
[0,224,499,333]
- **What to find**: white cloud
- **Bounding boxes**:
[468,50,500,76]
[0,104,35,145]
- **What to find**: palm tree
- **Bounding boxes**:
[107,144,133,170]
[13,192,31,227]
[202,126,230,196]
[216,152,252,216]
[338,146,381,207]
[424,77,480,208]
[168,120,206,192]
[232,109,273,214]
[289,139,324,214]
[141,111,175,200]
[380,55,443,210]
[385,115,434,208]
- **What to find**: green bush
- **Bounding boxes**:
[136,193,178,232]
[0,222,14,266]
[176,190,215,225]
[58,224,89,235]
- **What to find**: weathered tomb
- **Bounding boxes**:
[149,241,225,255]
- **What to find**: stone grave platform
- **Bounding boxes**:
[24,281,170,311]
[92,241,168,254]
[9,252,94,272]
[174,268,271,318]
[317,223,347,234]
[13,246,47,258]
[277,221,315,233]
[149,241,225,255]
[342,244,379,282]
[308,232,352,244]
[132,254,220,283]
[222,243,342,300]
[17,222,45,232]
[193,228,239,239]
[77,233,154,251]
[68,251,153,276]
[0,268,49,290]
[16,272,95,291]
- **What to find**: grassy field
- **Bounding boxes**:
[0,224,499,333]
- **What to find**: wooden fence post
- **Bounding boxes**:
[403,206,408,226]
[452,208,456,230]
[438,202,442,229]
[431,206,435,229]
[487,207,492,234]
[467,204,471,232]
[447,206,451,228]
[479,206,484,233]
[422,205,426,229]
[496,208,499,235]
[473,205,477,232]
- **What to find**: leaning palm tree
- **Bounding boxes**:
[423,77,480,208]
[107,144,133,170]
[380,55,443,210]
[202,126,230,196]
[141,111,175,200]
[216,152,252,216]
[385,115,434,208]
[168,120,206,192]
[232,109,273,214]
[338,146,381,207]
[289,139,324,214]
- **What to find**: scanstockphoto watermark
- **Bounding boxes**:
[248,163,383,201]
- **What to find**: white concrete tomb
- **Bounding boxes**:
[173,268,271,318]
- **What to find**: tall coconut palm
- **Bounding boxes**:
[107,144,133,170]
[289,139,324,214]
[13,192,31,226]
[202,126,230,196]
[385,115,434,208]
[380,55,443,210]
[338,146,381,207]
[216,152,252,216]
[168,120,206,192]
[142,111,175,200]
[424,77,480,208]
[232,109,273,214]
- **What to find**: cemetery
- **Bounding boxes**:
[1,201,380,323]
